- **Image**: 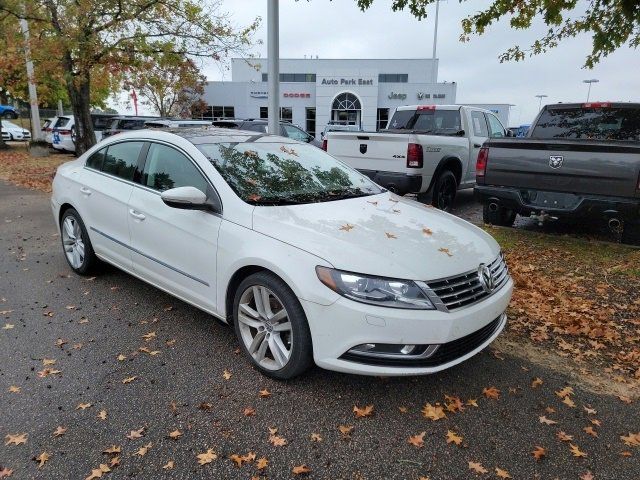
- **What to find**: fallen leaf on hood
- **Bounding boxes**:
[438,247,453,257]
[168,430,183,440]
[422,403,446,421]
[532,446,546,460]
[468,461,488,474]
[385,232,398,239]
[34,451,50,467]
[408,432,426,448]
[292,465,311,475]
[495,467,512,479]
[53,426,67,437]
[85,464,110,480]
[539,416,558,425]
[162,461,174,470]
[569,443,587,458]
[126,427,145,440]
[5,433,27,446]
[422,227,433,236]
[353,405,374,418]
[367,200,378,206]
[482,386,500,400]
[197,448,217,465]
[339,224,355,232]
[446,430,463,446]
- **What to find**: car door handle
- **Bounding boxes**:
[473,143,482,148]
[80,187,92,196]
[129,209,146,221]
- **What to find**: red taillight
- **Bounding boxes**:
[582,102,610,109]
[476,147,489,183]
[416,105,436,111]
[58,129,71,135]
[407,143,423,168]
[322,139,327,151]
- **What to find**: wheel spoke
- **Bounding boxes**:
[239,303,260,319]
[248,330,266,354]
[64,219,75,239]
[252,286,267,319]
[72,248,81,267]
[76,242,85,259]
[238,312,263,329]
[272,321,291,332]
[270,308,287,323]
[269,334,290,367]
[255,335,269,362]
[260,287,274,318]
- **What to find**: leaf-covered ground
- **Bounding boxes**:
[0,147,71,193]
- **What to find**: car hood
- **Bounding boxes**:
[252,193,501,281]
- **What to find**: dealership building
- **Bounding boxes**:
[199,58,511,138]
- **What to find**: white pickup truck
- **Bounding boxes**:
[324,105,510,210]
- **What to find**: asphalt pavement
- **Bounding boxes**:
[1,180,638,479]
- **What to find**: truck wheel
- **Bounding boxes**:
[621,221,640,246]
[431,170,457,212]
[483,203,516,227]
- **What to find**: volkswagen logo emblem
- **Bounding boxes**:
[478,264,495,293]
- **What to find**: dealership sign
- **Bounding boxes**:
[388,92,407,100]
[320,78,374,86]
[417,92,446,100]
[283,92,311,98]
[250,91,268,98]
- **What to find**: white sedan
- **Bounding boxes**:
[51,128,512,379]
[1,120,31,141]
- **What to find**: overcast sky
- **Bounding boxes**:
[195,0,639,125]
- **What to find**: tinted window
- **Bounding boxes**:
[389,109,461,133]
[102,142,143,180]
[142,143,208,193]
[86,147,107,170]
[118,119,147,130]
[486,114,505,138]
[282,124,310,142]
[54,117,71,128]
[471,111,489,137]
[92,115,114,130]
[531,106,640,140]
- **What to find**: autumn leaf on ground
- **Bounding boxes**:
[259,388,271,398]
[531,377,543,388]
[408,432,426,448]
[135,442,152,456]
[53,426,67,437]
[339,223,355,232]
[446,430,463,446]
[532,446,546,460]
[256,457,269,470]
[310,433,322,442]
[583,426,598,437]
[562,396,576,408]
[269,434,287,446]
[353,405,374,418]
[292,465,311,475]
[421,403,446,421]
[468,461,488,474]
[168,430,183,440]
[162,461,174,470]
[438,247,453,257]
[38,368,62,378]
[34,452,50,468]
[555,386,574,399]
[85,464,110,480]
[539,416,558,426]
[398,406,408,413]
[495,467,512,479]
[122,376,137,384]
[557,431,573,442]
[0,467,13,478]
[117,354,126,361]
[142,331,156,341]
[223,369,232,380]
[103,445,121,454]
[42,358,56,366]
[98,410,107,420]
[466,398,479,407]
[76,403,92,410]
[618,395,632,404]
[580,471,594,480]
[126,427,145,440]
[8,386,20,393]
[197,448,217,465]
[444,395,464,413]
[583,405,597,415]
[569,443,587,458]
[620,432,640,447]
[109,457,120,468]
[268,427,278,435]
[5,433,27,446]
[243,407,256,417]
[338,425,354,437]
[2,323,14,330]
[482,386,500,400]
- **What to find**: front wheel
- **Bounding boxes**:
[233,272,313,380]
[431,170,457,211]
[60,208,98,275]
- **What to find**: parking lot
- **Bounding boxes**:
[1,167,639,478]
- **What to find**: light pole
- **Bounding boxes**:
[19,18,42,140]
[583,79,599,102]
[535,94,548,112]
[431,0,440,83]
[267,0,280,135]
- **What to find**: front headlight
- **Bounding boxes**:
[316,266,435,310]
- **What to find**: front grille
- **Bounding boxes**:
[340,315,505,367]
[426,254,509,310]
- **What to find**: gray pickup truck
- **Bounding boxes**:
[474,102,640,244]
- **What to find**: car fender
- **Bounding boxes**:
[426,155,464,192]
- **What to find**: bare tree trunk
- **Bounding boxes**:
[0,92,7,150]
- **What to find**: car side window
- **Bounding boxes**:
[142,143,208,194]
[86,147,107,170]
[486,114,505,138]
[282,124,310,142]
[102,142,143,180]
[471,111,489,137]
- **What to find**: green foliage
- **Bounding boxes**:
[353,0,640,68]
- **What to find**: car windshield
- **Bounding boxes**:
[198,142,383,205]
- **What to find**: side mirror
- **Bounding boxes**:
[161,186,210,210]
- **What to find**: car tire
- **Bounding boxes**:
[60,208,98,275]
[482,203,516,227]
[431,169,457,211]
[233,271,313,380]
[621,220,640,246]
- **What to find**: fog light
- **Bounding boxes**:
[400,344,416,354]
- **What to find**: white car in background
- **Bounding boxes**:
[1,120,32,141]
[52,114,118,152]
[51,128,512,379]
[144,119,213,128]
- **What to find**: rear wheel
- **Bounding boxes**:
[621,220,640,246]
[483,203,516,227]
[431,170,457,211]
[3,111,17,119]
[60,208,98,275]
[233,272,313,380]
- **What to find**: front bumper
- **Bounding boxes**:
[475,185,640,221]
[358,169,423,195]
[301,276,513,376]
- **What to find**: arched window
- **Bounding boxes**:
[332,93,361,111]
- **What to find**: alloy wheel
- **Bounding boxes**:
[61,216,85,269]
[237,285,293,371]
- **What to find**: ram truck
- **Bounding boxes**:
[324,105,510,210]
[475,102,640,244]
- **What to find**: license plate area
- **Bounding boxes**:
[520,190,581,210]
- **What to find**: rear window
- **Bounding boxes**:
[92,115,115,130]
[387,109,462,134]
[532,106,640,141]
[54,117,70,128]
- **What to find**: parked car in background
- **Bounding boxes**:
[51,127,512,379]
[212,119,322,148]
[325,105,510,210]
[475,102,640,244]
[144,119,213,129]
[52,113,119,152]
[102,116,160,139]
[0,105,19,119]
[42,117,57,144]
[1,120,31,141]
